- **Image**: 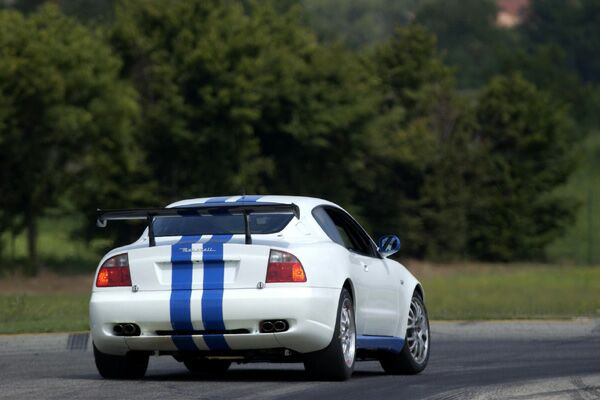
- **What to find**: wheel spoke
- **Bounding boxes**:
[339,298,355,368]
[406,297,429,364]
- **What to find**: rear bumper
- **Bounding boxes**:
[90,287,340,356]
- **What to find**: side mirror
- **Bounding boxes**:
[378,235,401,257]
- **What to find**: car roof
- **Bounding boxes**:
[167,195,340,217]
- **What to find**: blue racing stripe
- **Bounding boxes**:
[170,235,202,351]
[169,195,263,351]
[201,234,233,350]
[200,195,262,350]
[205,196,233,203]
[236,195,263,203]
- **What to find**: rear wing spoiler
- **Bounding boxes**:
[96,202,300,246]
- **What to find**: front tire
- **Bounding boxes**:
[380,293,430,374]
[304,288,356,381]
[93,343,149,379]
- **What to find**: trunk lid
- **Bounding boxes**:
[127,239,271,291]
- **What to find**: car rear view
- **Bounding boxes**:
[90,196,341,379]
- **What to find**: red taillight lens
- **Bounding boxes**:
[266,250,306,283]
[96,254,131,287]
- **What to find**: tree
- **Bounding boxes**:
[523,0,600,84]
[517,0,600,129]
[299,0,419,49]
[2,0,115,22]
[110,0,381,208]
[0,5,140,273]
[468,75,577,261]
[498,44,596,130]
[416,0,516,88]
[365,25,477,259]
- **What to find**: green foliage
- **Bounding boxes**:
[0,5,140,271]
[468,75,577,260]
[546,132,600,265]
[522,0,600,84]
[299,0,419,49]
[415,0,515,88]
[110,0,380,207]
[364,26,476,260]
[0,1,586,267]
[373,25,451,118]
[3,0,115,21]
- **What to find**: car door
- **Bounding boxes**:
[314,206,401,336]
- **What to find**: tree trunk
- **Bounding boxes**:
[24,209,38,276]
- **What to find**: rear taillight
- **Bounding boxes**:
[96,254,131,287]
[266,250,306,283]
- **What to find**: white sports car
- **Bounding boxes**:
[90,195,430,381]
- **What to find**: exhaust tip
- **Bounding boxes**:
[113,324,124,335]
[274,320,288,332]
[113,323,140,336]
[260,320,289,333]
[123,323,136,335]
[260,321,274,333]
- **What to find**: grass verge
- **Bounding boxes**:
[415,263,600,320]
[0,264,599,334]
[0,293,89,334]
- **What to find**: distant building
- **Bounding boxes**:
[496,0,529,27]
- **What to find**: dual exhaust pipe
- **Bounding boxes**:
[113,323,140,336]
[260,320,289,333]
[115,321,286,336]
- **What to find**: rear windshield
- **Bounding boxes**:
[152,213,294,237]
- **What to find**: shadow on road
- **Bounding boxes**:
[66,367,387,383]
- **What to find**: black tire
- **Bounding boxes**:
[380,293,430,375]
[182,358,231,375]
[93,343,149,379]
[304,288,355,381]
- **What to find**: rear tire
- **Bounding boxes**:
[93,343,149,379]
[304,288,355,381]
[380,293,430,375]
[183,358,231,375]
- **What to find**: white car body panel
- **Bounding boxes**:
[90,195,422,356]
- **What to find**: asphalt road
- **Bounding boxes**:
[1,321,599,400]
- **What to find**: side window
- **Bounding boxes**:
[312,206,347,247]
[312,206,380,258]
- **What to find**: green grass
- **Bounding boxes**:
[0,293,89,334]
[421,265,600,320]
[1,265,599,334]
